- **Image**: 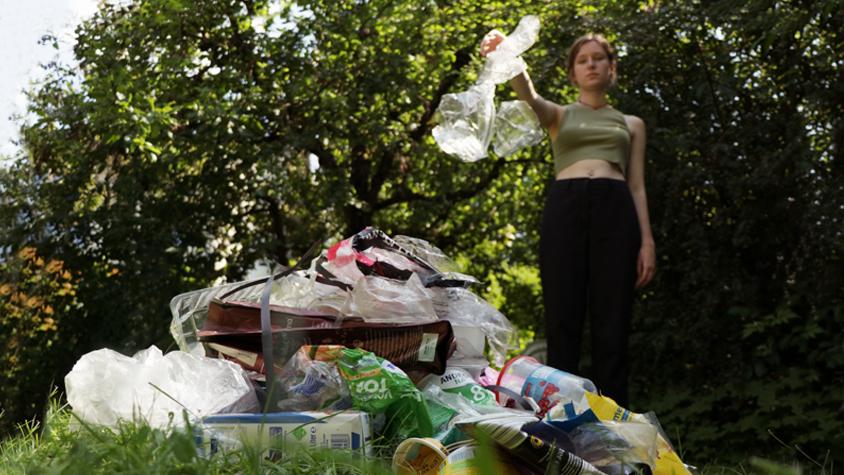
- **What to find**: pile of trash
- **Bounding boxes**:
[65,227,693,474]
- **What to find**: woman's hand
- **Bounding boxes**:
[635,241,656,288]
[479,30,505,57]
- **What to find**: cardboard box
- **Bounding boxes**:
[198,411,372,456]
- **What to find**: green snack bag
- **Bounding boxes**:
[337,347,434,437]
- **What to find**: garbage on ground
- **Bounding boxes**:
[65,345,258,429]
[65,226,692,473]
[432,15,545,162]
[197,410,372,456]
[456,412,604,475]
[496,355,597,416]
[418,367,496,408]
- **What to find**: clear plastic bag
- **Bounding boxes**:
[275,345,351,411]
[431,82,496,162]
[433,15,544,161]
[65,346,258,429]
[493,100,546,157]
[478,15,541,84]
[430,287,516,366]
[343,273,438,323]
[569,420,658,474]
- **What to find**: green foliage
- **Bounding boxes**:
[0,248,80,437]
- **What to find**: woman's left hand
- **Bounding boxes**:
[635,241,656,288]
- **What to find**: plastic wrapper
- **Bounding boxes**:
[337,347,434,439]
[493,100,546,157]
[170,277,269,355]
[65,346,258,429]
[418,367,496,407]
[569,421,657,475]
[433,15,544,161]
[546,393,693,475]
[275,345,351,411]
[456,413,603,475]
[343,273,438,323]
[432,82,496,162]
[392,236,463,274]
[270,270,349,316]
[430,287,516,366]
[477,16,541,84]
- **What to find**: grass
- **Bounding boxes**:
[1,399,831,475]
[0,400,392,474]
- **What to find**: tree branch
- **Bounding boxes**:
[372,157,538,211]
[410,46,473,142]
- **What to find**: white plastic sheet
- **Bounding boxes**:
[65,346,258,429]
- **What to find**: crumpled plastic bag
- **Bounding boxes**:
[477,15,541,84]
[275,345,352,411]
[569,420,658,474]
[343,273,437,323]
[65,345,258,429]
[432,82,496,162]
[433,15,544,162]
[493,100,546,157]
[430,286,516,366]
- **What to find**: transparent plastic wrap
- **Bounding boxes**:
[343,273,438,323]
[269,270,349,316]
[493,100,546,157]
[392,235,460,273]
[431,82,496,162]
[477,15,541,84]
[433,15,544,161]
[430,287,516,366]
[170,277,268,355]
[569,421,658,474]
[65,346,258,429]
[275,345,351,411]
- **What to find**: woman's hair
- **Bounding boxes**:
[566,33,617,87]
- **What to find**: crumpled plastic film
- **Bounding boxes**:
[275,345,351,411]
[433,15,544,161]
[392,235,462,274]
[343,273,438,323]
[65,346,258,429]
[432,82,496,162]
[429,286,516,366]
[493,100,546,157]
[170,279,267,355]
[270,270,349,316]
[569,420,658,473]
[477,16,541,84]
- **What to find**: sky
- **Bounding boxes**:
[0,0,99,158]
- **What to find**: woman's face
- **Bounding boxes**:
[572,41,614,91]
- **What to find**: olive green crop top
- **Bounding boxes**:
[551,103,631,176]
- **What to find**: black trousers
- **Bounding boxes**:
[539,178,641,407]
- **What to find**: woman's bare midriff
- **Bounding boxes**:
[555,159,625,181]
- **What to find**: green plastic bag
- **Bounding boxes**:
[337,347,433,438]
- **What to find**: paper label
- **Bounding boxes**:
[418,333,438,362]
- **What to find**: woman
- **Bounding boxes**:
[480,32,655,406]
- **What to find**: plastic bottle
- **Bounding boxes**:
[497,355,597,415]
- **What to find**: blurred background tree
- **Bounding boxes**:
[1,0,841,465]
